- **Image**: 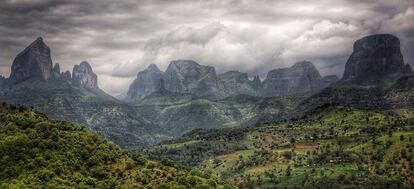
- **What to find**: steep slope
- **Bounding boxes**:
[341,34,411,86]
[218,71,262,97]
[9,37,53,81]
[164,60,223,99]
[132,95,247,137]
[126,64,165,101]
[0,103,233,188]
[0,78,168,149]
[0,37,169,149]
[255,34,414,124]
[262,61,331,97]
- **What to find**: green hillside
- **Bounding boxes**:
[0,79,170,150]
[145,106,414,188]
[0,103,234,188]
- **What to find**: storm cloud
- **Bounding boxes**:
[0,0,413,95]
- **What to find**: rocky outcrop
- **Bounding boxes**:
[9,37,53,81]
[127,60,338,100]
[164,60,222,99]
[72,61,98,88]
[218,71,262,96]
[341,34,410,84]
[262,61,325,96]
[51,63,61,79]
[62,71,71,81]
[126,64,165,101]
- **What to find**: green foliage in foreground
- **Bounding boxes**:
[146,106,414,188]
[0,103,235,189]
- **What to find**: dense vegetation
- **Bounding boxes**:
[145,106,414,188]
[0,103,234,188]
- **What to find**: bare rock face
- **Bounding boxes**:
[218,71,262,97]
[342,34,410,84]
[164,60,222,99]
[51,63,61,79]
[61,71,72,81]
[126,64,165,101]
[72,61,98,88]
[9,37,53,81]
[262,61,323,96]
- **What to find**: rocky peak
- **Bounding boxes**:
[51,63,61,79]
[126,63,165,101]
[218,71,262,96]
[262,61,322,96]
[72,61,98,88]
[164,60,221,98]
[342,34,409,83]
[61,70,71,81]
[9,37,53,81]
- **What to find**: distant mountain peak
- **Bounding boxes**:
[126,63,165,101]
[72,61,98,88]
[292,60,316,68]
[262,61,326,96]
[341,34,409,84]
[147,63,160,71]
[9,37,53,81]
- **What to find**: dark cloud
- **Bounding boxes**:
[0,0,413,95]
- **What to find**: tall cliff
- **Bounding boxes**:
[72,61,98,88]
[9,37,53,81]
[218,71,262,97]
[164,60,222,99]
[341,34,411,85]
[262,61,326,96]
[126,64,165,101]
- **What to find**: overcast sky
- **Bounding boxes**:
[0,0,413,95]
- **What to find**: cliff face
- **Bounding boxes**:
[72,61,98,88]
[262,61,325,96]
[126,64,165,101]
[127,60,337,100]
[218,71,262,97]
[164,60,222,99]
[9,37,53,81]
[341,34,410,84]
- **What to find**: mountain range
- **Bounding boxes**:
[1,33,414,188]
[0,34,412,151]
[125,59,338,102]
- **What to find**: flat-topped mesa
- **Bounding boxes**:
[342,34,410,83]
[262,61,323,96]
[72,61,98,88]
[164,59,222,98]
[126,63,165,101]
[9,37,53,81]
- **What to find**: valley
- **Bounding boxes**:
[0,28,413,189]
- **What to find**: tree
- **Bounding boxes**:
[286,165,292,176]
